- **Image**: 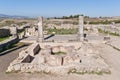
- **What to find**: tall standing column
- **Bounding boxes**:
[37,16,44,42]
[10,24,18,37]
[78,16,84,41]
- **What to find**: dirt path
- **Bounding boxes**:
[0,47,28,80]
[99,44,120,80]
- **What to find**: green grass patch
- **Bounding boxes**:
[0,36,9,42]
[68,68,111,75]
[98,28,120,36]
[0,42,26,53]
[0,20,28,27]
[11,42,25,48]
[6,70,20,74]
[45,28,78,34]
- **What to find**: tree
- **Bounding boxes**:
[69,15,73,18]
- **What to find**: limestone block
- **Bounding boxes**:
[44,67,69,75]
[40,49,51,55]
[45,55,62,66]
[19,50,26,58]
[31,55,45,65]
[26,43,40,56]
[44,45,51,49]
[21,54,33,63]
[10,26,17,36]
[20,65,27,71]
[73,54,81,63]
[52,46,60,53]
[63,55,74,65]
[6,66,14,72]
[14,64,21,71]
[60,46,68,53]
[65,46,75,53]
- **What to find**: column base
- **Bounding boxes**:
[77,34,84,41]
[37,37,44,43]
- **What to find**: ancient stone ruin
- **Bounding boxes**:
[6,43,110,74]
[6,16,110,75]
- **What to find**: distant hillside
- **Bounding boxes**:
[0,14,29,19]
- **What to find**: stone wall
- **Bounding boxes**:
[0,28,10,37]
[98,25,120,35]
[22,54,34,63]
[26,43,41,56]
[6,43,110,75]
[46,23,78,29]
[0,36,19,52]
[84,24,120,36]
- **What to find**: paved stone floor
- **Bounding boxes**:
[21,34,104,43]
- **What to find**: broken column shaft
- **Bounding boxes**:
[37,16,44,42]
[78,16,84,41]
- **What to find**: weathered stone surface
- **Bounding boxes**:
[51,46,60,53]
[44,45,52,49]
[59,46,67,52]
[26,43,40,56]
[43,66,70,75]
[63,55,74,65]
[19,50,27,58]
[6,44,110,75]
[6,66,15,72]
[65,46,75,53]
[78,16,84,41]
[14,64,21,71]
[22,54,32,63]
[10,26,17,37]
[73,54,81,63]
[5,16,111,75]
[31,55,45,65]
[45,55,62,66]
[38,16,44,42]
[40,49,51,55]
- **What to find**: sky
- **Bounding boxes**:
[0,0,120,17]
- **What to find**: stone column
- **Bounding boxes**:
[37,16,44,42]
[10,25,18,37]
[78,16,84,41]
